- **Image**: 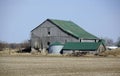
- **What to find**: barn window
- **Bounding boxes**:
[48,31,50,35]
[47,42,50,46]
[47,27,50,35]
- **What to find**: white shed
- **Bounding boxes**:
[49,42,64,54]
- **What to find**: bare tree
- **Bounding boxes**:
[0,41,4,51]
[0,41,8,51]
[20,40,30,48]
[0,39,30,52]
[116,37,120,47]
[102,37,114,46]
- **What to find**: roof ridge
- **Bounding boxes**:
[47,18,71,22]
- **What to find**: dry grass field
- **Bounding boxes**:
[0,56,120,76]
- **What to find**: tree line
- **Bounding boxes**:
[0,37,120,51]
[103,37,120,47]
[0,40,30,51]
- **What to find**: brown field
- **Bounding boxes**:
[0,56,120,76]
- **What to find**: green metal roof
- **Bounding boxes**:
[63,42,101,51]
[48,19,98,39]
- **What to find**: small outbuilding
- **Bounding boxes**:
[49,42,63,54]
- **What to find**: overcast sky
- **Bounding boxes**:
[0,0,120,43]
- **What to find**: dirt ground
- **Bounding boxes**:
[0,56,120,76]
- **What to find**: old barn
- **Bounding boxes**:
[31,19,105,54]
